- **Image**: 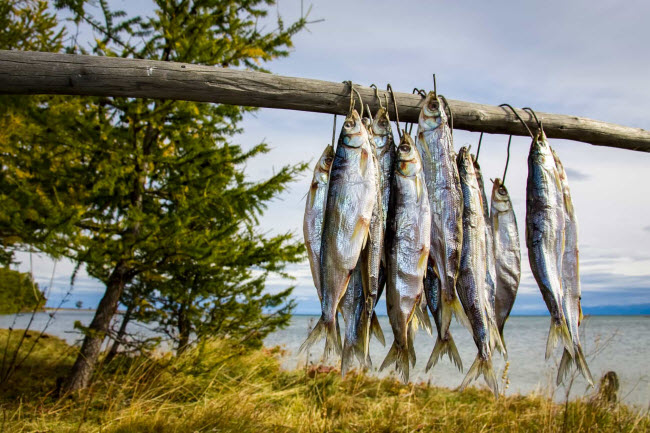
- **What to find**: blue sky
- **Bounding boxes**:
[13,0,650,315]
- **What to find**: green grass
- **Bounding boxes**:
[0,329,648,432]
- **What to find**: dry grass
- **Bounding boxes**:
[0,329,648,433]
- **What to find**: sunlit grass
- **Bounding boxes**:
[1,329,648,433]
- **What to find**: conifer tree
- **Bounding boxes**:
[0,0,310,392]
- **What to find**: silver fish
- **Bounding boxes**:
[552,149,593,387]
[303,145,334,296]
[370,107,396,234]
[490,178,521,345]
[525,130,574,360]
[472,156,503,358]
[380,133,430,383]
[424,258,463,372]
[342,119,386,371]
[300,109,377,359]
[340,258,367,375]
[416,91,467,366]
[456,147,502,397]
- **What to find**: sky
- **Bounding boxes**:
[13,0,650,315]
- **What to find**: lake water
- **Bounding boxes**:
[2,311,649,407]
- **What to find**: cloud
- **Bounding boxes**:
[644,226,650,233]
[564,167,591,181]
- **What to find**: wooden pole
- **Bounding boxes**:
[1,50,648,152]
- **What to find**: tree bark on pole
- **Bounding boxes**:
[0,50,648,152]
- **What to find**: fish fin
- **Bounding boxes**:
[360,147,369,177]
[415,299,433,336]
[448,296,471,333]
[574,344,594,387]
[415,175,422,202]
[545,320,575,360]
[370,311,385,346]
[308,182,318,207]
[459,355,499,398]
[407,321,417,366]
[299,316,341,359]
[489,318,508,360]
[426,334,463,373]
[351,218,371,255]
[556,348,573,386]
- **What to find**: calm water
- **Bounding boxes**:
[2,311,649,407]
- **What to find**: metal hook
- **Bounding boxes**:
[475,132,484,161]
[412,88,426,98]
[370,84,385,110]
[352,87,364,119]
[502,135,513,185]
[331,114,337,147]
[386,83,402,139]
[499,103,534,138]
[522,107,542,130]
[432,74,437,95]
[366,104,373,123]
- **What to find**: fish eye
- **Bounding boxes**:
[499,186,507,194]
[344,120,355,128]
[398,144,410,152]
[324,157,333,165]
[428,100,439,110]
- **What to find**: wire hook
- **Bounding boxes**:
[499,103,534,138]
[502,135,513,185]
[412,88,426,98]
[366,104,373,123]
[331,114,337,147]
[370,84,385,110]
[522,107,542,130]
[475,132,484,161]
[432,74,437,96]
[386,83,402,139]
[343,80,355,116]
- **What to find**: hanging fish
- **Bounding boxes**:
[456,147,503,397]
[472,155,503,358]
[299,109,377,359]
[424,258,463,372]
[525,130,574,360]
[303,145,334,295]
[490,178,521,346]
[340,258,367,375]
[416,91,467,366]
[552,149,594,387]
[380,132,431,383]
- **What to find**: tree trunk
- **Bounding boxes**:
[104,302,134,364]
[63,262,131,393]
[177,303,190,355]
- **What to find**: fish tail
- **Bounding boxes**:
[299,316,341,359]
[426,334,463,372]
[545,319,575,360]
[379,342,410,383]
[556,348,573,386]
[341,337,367,377]
[415,300,433,336]
[460,355,499,398]
[574,344,594,387]
[370,311,385,347]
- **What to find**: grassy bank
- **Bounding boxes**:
[0,329,647,433]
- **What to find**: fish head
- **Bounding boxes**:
[529,129,553,165]
[371,107,391,139]
[491,178,511,212]
[456,146,475,181]
[418,91,447,131]
[339,109,367,149]
[317,145,334,174]
[396,133,420,177]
